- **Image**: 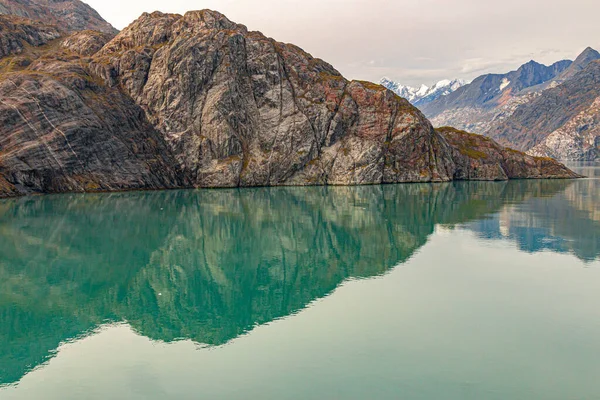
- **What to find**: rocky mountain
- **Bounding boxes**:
[0,0,117,34]
[0,9,578,198]
[543,47,600,88]
[421,59,572,129]
[488,59,600,160]
[420,48,600,160]
[0,13,60,57]
[380,77,467,107]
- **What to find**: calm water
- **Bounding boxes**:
[0,164,599,400]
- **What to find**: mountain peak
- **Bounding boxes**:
[380,77,468,106]
[553,46,600,82]
[520,60,543,69]
[574,46,600,63]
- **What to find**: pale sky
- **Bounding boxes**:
[85,0,600,87]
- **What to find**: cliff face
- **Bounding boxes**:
[0,20,185,197]
[0,10,579,198]
[0,14,60,58]
[0,0,117,34]
[91,11,458,187]
[527,97,600,161]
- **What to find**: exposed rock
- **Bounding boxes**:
[61,30,113,56]
[0,9,580,198]
[529,47,600,90]
[429,92,541,134]
[421,48,600,161]
[0,38,186,197]
[91,10,459,187]
[527,97,600,161]
[487,60,600,154]
[0,0,117,34]
[437,127,581,180]
[0,14,60,58]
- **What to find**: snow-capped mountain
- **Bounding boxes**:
[380,78,468,106]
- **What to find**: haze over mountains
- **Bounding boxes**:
[390,47,600,160]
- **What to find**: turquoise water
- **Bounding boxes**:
[0,164,598,399]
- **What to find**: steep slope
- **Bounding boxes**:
[0,0,117,34]
[0,18,186,197]
[553,47,600,84]
[421,59,572,131]
[0,10,578,198]
[91,10,461,187]
[519,47,600,94]
[0,14,60,58]
[527,97,600,160]
[487,60,600,158]
[90,10,576,187]
[380,77,467,107]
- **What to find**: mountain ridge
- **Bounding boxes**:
[488,59,600,158]
[418,48,600,160]
[421,59,572,119]
[380,77,467,107]
[0,8,579,198]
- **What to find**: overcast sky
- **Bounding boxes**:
[86,0,600,87]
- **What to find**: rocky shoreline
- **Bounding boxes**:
[0,5,581,199]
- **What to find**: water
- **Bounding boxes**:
[0,164,598,400]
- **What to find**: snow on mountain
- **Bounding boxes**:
[380,77,468,107]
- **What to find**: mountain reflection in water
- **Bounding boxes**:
[0,173,598,387]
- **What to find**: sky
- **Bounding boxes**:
[85,0,600,87]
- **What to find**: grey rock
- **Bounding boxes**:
[0,14,59,58]
[61,30,114,56]
[0,0,117,34]
[0,10,579,198]
[487,60,600,154]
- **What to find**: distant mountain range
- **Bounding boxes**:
[410,47,600,160]
[0,0,577,198]
[380,78,468,107]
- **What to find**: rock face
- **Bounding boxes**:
[548,47,600,86]
[437,127,579,180]
[527,97,600,161]
[0,10,579,198]
[0,16,185,197]
[61,29,113,56]
[0,14,60,58]
[0,0,117,34]
[90,11,459,187]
